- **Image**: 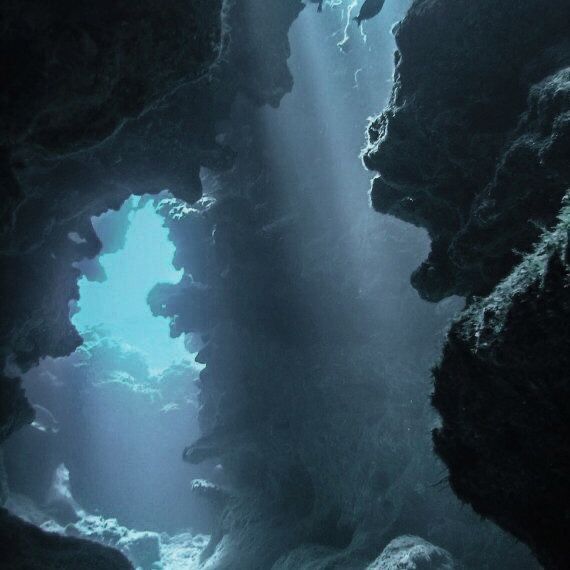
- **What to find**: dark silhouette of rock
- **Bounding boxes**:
[433,203,570,570]
[363,0,570,301]
[0,507,133,569]
[364,0,570,567]
[0,375,34,443]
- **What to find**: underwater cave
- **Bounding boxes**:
[1,1,569,569]
[4,196,213,537]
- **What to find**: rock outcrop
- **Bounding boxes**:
[0,507,133,570]
[0,0,224,414]
[0,0,304,566]
[363,0,570,567]
[0,0,304,370]
[363,0,570,301]
[1,0,221,157]
[367,535,456,570]
[0,374,34,443]
[433,202,570,570]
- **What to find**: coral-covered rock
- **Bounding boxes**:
[0,507,133,569]
[363,0,570,301]
[367,535,456,570]
[433,201,570,569]
[364,0,570,567]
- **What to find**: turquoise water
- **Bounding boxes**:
[73,198,189,374]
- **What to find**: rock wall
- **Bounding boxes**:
[0,0,303,565]
[0,0,222,390]
[433,202,570,570]
[0,507,133,569]
[363,0,570,567]
[363,0,570,301]
[0,0,301,447]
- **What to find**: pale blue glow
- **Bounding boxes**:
[73,198,189,374]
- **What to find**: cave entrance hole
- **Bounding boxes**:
[3,195,212,543]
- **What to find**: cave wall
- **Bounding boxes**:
[0,0,304,564]
[1,0,221,374]
[363,0,570,301]
[433,199,570,570]
[0,0,301,446]
[363,0,570,568]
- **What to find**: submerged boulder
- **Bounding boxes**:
[433,201,570,569]
[367,536,456,570]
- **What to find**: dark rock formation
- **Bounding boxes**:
[0,0,303,374]
[433,203,570,570]
[0,374,34,443]
[0,1,220,388]
[0,507,133,569]
[1,0,221,156]
[363,0,570,302]
[1,0,299,565]
[1,0,310,565]
[0,0,225,435]
[363,0,570,568]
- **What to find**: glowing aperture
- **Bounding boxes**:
[72,199,188,374]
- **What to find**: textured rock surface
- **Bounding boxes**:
[433,201,570,570]
[0,507,133,569]
[363,0,570,301]
[0,0,302,374]
[363,0,570,568]
[367,535,456,570]
[0,0,226,566]
[1,0,222,155]
[0,1,220,380]
[0,374,34,443]
[0,1,302,416]
[69,515,161,569]
[0,1,309,567]
[0,0,225,461]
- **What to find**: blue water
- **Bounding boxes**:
[72,198,189,374]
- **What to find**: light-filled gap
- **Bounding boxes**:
[3,196,211,569]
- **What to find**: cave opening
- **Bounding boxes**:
[3,195,214,554]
